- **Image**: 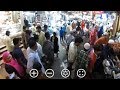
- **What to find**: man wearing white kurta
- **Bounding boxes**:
[67,36,83,78]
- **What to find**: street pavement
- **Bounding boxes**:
[51,34,89,79]
[51,36,68,79]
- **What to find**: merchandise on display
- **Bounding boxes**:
[1,11,114,37]
[0,11,22,37]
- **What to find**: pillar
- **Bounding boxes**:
[113,15,119,37]
[20,11,24,31]
[117,15,120,32]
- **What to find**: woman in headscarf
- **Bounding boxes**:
[2,51,27,79]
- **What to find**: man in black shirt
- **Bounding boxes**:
[92,44,105,79]
[12,38,27,69]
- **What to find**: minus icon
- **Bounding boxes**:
[47,72,53,75]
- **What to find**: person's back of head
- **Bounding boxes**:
[6,31,10,36]
[36,25,41,30]
[28,37,35,42]
[33,34,39,42]
[44,24,48,29]
[28,39,37,49]
[45,32,50,40]
[13,38,20,46]
[25,30,31,35]
[75,36,83,44]
[76,26,81,31]
[61,27,62,30]
[93,23,95,27]
[53,32,56,37]
[36,25,42,33]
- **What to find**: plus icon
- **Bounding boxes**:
[31,71,37,76]
[29,69,39,78]
[77,69,86,78]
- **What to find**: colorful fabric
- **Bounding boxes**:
[89,29,97,45]
[2,51,25,77]
[87,49,97,73]
[81,21,85,30]
[72,22,76,29]
[75,50,89,71]
[94,36,109,45]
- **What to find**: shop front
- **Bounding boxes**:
[0,11,24,47]
[0,11,23,37]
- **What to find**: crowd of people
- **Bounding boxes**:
[1,23,55,79]
[57,19,120,79]
[1,17,120,79]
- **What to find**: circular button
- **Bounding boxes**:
[45,69,54,78]
[29,69,39,78]
[61,69,70,78]
[77,69,86,78]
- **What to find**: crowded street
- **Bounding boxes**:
[0,11,120,79]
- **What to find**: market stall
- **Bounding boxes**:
[0,11,22,37]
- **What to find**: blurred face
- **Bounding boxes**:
[8,32,10,36]
[37,29,41,33]
[44,26,48,30]
[33,43,38,51]
[5,54,12,63]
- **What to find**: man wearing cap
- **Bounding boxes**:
[104,39,120,65]
[104,39,120,61]
[74,43,90,79]
[94,32,109,46]
[67,36,83,79]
